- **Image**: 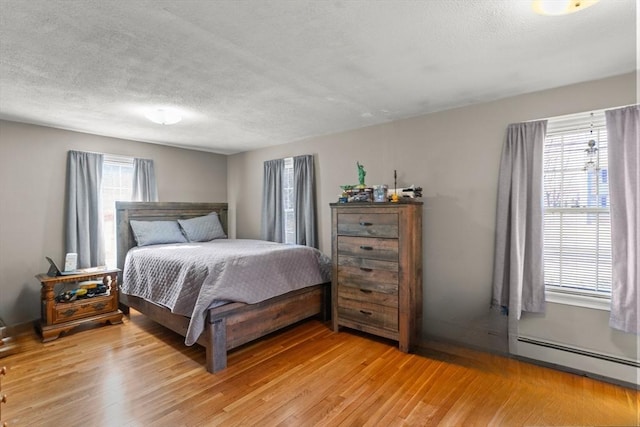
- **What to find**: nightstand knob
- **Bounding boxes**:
[0,366,5,375]
[1,393,6,403]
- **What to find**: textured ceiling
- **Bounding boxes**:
[0,0,636,154]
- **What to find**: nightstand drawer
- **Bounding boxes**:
[337,213,398,238]
[337,298,398,331]
[52,295,116,324]
[337,236,398,261]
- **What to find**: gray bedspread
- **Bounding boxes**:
[122,239,331,345]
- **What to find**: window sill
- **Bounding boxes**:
[545,289,611,311]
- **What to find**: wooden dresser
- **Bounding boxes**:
[0,365,5,427]
[330,201,422,352]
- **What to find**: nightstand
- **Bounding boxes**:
[35,269,123,342]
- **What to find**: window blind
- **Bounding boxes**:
[543,110,612,295]
[282,157,296,244]
[102,155,134,268]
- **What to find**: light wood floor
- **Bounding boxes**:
[2,311,638,426]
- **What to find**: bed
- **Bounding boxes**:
[116,201,331,373]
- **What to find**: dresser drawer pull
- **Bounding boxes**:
[359,267,372,272]
[359,245,374,250]
[359,221,373,226]
[359,289,373,294]
[359,310,373,316]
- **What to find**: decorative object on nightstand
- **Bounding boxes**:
[330,200,423,352]
[35,268,123,342]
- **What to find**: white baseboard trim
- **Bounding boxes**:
[515,336,639,387]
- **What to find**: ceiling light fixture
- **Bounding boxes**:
[532,0,600,16]
[145,108,182,125]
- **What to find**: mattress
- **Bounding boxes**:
[122,239,331,345]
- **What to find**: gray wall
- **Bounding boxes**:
[0,120,227,325]
[1,73,636,369]
[228,72,637,358]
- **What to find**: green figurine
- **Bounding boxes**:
[357,161,366,188]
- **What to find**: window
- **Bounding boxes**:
[262,154,316,247]
[282,157,296,244]
[101,155,133,267]
[543,111,611,299]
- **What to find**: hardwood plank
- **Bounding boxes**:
[2,311,638,427]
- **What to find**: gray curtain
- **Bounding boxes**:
[605,105,639,334]
[65,150,105,268]
[132,158,159,202]
[492,120,547,329]
[261,158,284,242]
[293,155,318,248]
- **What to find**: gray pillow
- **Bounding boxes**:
[130,220,188,246]
[178,213,226,242]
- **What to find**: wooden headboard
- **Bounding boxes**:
[115,201,229,271]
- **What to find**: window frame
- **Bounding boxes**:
[542,110,612,310]
[102,154,134,268]
[282,157,296,244]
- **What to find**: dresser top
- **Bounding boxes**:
[330,200,423,207]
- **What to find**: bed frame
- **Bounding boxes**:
[116,201,330,373]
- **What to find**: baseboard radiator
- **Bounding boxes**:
[516,335,639,387]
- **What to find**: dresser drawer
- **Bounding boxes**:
[338,284,398,307]
[337,263,398,294]
[337,236,398,261]
[337,213,398,238]
[52,294,116,324]
[338,255,399,272]
[337,298,398,331]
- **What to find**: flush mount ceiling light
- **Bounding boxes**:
[532,0,600,15]
[145,108,182,125]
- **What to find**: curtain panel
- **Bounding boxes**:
[132,158,159,202]
[261,158,285,243]
[65,150,105,268]
[492,120,547,320]
[293,155,318,248]
[606,105,639,334]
